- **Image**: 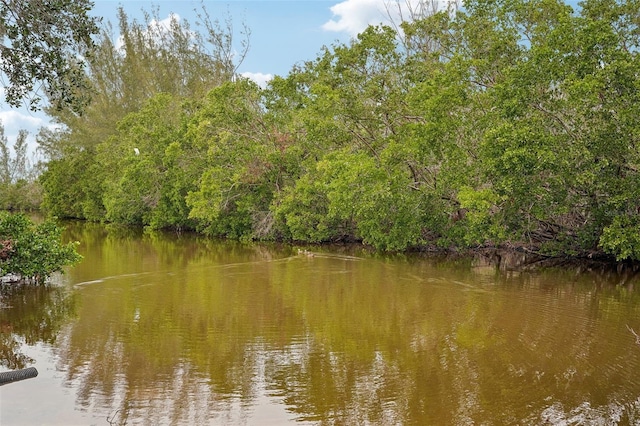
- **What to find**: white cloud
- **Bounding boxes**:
[241,72,273,89]
[323,0,452,37]
[116,13,186,52]
[322,0,386,37]
[0,110,45,137]
[0,109,49,158]
[148,13,180,33]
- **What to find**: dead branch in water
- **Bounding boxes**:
[627,325,640,347]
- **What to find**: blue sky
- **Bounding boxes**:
[92,1,355,82]
[90,0,420,84]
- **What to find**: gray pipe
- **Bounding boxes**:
[0,367,38,386]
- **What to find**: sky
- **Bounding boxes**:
[91,0,363,84]
[1,0,415,158]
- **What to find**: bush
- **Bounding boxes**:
[0,213,82,283]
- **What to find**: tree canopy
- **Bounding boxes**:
[34,0,640,261]
[0,0,100,113]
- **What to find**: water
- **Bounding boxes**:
[2,222,640,425]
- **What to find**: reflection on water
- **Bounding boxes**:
[2,221,640,425]
[0,280,76,370]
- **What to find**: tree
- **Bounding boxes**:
[0,124,42,210]
[270,25,438,249]
[0,0,100,113]
[186,79,283,239]
[47,6,248,150]
[97,93,193,229]
[39,5,249,221]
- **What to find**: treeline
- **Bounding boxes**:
[0,127,41,211]
[36,0,640,259]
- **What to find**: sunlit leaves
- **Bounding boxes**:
[275,149,431,250]
[600,216,640,261]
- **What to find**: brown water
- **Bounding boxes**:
[2,222,640,425]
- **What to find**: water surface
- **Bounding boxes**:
[2,222,640,425]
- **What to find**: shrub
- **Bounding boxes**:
[0,213,82,283]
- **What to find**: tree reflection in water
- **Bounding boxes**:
[0,280,76,370]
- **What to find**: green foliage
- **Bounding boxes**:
[0,0,99,112]
[39,149,105,220]
[186,79,283,239]
[456,186,505,246]
[600,216,640,261]
[38,5,248,221]
[98,93,191,228]
[321,151,427,250]
[34,0,640,259]
[274,162,354,243]
[0,213,82,283]
[276,150,436,250]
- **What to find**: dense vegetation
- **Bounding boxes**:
[28,0,640,260]
[0,213,82,283]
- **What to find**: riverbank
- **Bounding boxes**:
[58,215,640,277]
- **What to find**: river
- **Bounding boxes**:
[1,221,640,425]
